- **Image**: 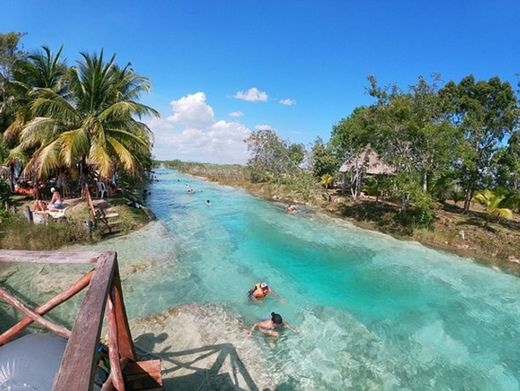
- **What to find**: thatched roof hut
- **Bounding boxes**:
[339,147,395,175]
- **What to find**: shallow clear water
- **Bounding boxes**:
[135,169,519,390]
[6,168,519,390]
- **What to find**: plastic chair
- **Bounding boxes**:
[96,182,107,198]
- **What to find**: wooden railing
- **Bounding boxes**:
[0,250,162,391]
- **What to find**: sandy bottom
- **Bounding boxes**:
[130,303,274,391]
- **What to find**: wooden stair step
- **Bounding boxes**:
[103,212,120,219]
[107,220,123,226]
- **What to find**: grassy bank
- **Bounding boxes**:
[0,193,153,250]
[158,160,520,275]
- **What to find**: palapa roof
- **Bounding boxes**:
[339,147,395,175]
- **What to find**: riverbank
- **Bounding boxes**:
[0,193,153,250]
[163,162,520,276]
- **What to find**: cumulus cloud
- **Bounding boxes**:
[279,98,296,106]
[167,92,214,127]
[234,87,268,102]
[149,92,250,164]
[228,111,243,118]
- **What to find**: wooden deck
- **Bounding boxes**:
[0,250,162,391]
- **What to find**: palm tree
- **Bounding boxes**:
[473,189,513,222]
[3,46,66,148]
[18,51,158,181]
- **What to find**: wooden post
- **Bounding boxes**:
[112,263,135,361]
[106,293,125,391]
[53,252,116,391]
[0,270,94,346]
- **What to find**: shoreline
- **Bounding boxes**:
[180,172,520,277]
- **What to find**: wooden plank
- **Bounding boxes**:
[112,264,136,360]
[0,287,71,338]
[106,293,125,391]
[100,358,130,391]
[53,252,117,391]
[0,250,102,264]
[0,270,93,346]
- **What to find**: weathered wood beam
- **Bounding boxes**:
[100,358,130,391]
[53,252,117,391]
[0,250,102,264]
[112,266,135,360]
[0,270,94,346]
[105,293,125,391]
[0,288,71,338]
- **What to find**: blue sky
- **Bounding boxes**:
[2,0,519,163]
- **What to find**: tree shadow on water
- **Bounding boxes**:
[134,333,271,391]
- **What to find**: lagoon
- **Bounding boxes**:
[8,168,518,390]
[123,168,519,390]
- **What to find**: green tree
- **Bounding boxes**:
[473,189,513,222]
[440,76,518,212]
[309,137,338,178]
[0,32,26,133]
[18,51,158,181]
[3,45,67,148]
[245,128,303,180]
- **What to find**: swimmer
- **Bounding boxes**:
[286,204,297,213]
[206,200,211,206]
[248,312,298,338]
[247,282,284,304]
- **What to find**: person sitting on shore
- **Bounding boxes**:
[48,187,63,211]
[248,312,298,338]
[248,282,284,304]
[286,204,297,213]
[32,199,48,212]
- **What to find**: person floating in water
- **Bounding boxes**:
[187,187,194,194]
[248,312,298,338]
[206,200,211,206]
[286,204,297,213]
[248,282,284,304]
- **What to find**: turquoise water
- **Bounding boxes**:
[132,168,519,390]
[4,168,517,389]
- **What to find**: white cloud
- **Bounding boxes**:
[228,111,243,118]
[279,98,296,106]
[234,87,268,102]
[149,92,250,164]
[167,92,214,127]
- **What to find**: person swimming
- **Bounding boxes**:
[247,282,284,304]
[248,312,298,338]
[286,204,297,213]
[206,200,211,206]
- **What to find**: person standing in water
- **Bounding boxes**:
[248,312,298,338]
[248,282,284,304]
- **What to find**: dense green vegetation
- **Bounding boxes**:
[237,75,520,228]
[0,32,156,246]
[1,32,156,181]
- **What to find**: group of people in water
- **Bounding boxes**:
[247,282,298,339]
[177,178,297,340]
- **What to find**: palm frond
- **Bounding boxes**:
[59,128,89,166]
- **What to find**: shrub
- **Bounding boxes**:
[0,216,90,250]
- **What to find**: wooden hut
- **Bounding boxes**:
[339,147,395,198]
